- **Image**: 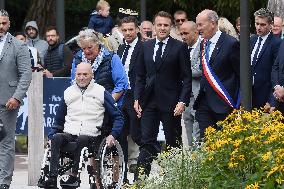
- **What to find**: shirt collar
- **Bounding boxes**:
[208,30,222,44]
[0,33,8,43]
[125,37,138,47]
[259,32,270,42]
[190,35,201,49]
[155,37,169,45]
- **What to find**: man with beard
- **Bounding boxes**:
[0,9,32,189]
[25,20,48,64]
[43,26,73,77]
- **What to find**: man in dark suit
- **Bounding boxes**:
[194,9,240,139]
[250,8,281,109]
[134,11,191,177]
[117,16,142,177]
[0,10,32,189]
[268,40,284,113]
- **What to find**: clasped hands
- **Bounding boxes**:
[273,85,284,102]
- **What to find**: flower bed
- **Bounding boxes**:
[130,109,284,189]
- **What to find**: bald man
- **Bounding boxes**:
[180,21,202,145]
[272,16,283,39]
[40,62,124,188]
[140,20,154,42]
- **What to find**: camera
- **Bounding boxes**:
[146,31,152,38]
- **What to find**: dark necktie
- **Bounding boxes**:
[205,40,211,62]
[121,45,130,65]
[252,37,263,66]
[155,41,164,66]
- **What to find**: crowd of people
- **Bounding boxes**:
[0,0,284,188]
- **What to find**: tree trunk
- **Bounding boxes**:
[24,0,56,38]
[267,0,284,18]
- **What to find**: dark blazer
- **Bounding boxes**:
[250,32,281,108]
[270,40,284,109]
[194,32,240,114]
[134,36,192,112]
[117,39,142,90]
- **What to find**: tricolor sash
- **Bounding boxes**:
[201,40,240,109]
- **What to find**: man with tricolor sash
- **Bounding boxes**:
[193,9,240,140]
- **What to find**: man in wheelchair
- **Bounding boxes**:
[39,63,124,188]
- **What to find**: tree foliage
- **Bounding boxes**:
[6,0,268,41]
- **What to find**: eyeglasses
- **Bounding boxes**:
[175,19,186,23]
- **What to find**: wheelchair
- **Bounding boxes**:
[37,136,125,189]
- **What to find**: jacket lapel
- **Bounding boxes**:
[156,37,174,71]
[129,40,141,71]
[254,33,272,67]
[117,43,125,59]
[0,33,12,62]
[209,32,224,66]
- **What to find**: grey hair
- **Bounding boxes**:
[207,10,219,24]
[0,9,9,18]
[254,8,274,23]
[77,29,103,47]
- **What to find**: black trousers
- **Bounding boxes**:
[135,98,181,178]
[50,133,95,177]
[195,96,230,139]
[119,90,141,179]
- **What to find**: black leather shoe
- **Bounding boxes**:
[0,184,9,189]
[38,177,57,188]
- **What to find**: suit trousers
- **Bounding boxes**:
[195,96,229,139]
[0,107,19,186]
[182,97,200,146]
[136,98,182,178]
[120,91,141,179]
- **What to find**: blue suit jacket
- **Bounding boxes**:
[270,40,284,110]
[250,33,281,108]
[194,32,240,114]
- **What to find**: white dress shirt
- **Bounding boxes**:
[250,32,270,65]
[122,37,138,89]
[0,33,8,56]
[153,37,169,62]
[207,30,222,61]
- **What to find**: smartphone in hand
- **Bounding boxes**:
[146,31,152,38]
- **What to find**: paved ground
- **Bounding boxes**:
[11,154,135,189]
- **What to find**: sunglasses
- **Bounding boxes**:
[175,19,186,23]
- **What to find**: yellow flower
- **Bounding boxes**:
[276,177,283,184]
[228,162,238,168]
[233,139,242,147]
[245,135,256,142]
[262,151,272,162]
[239,154,245,161]
[267,166,279,178]
[205,126,216,136]
[208,156,214,161]
[245,182,259,189]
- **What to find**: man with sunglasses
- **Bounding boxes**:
[170,10,188,41]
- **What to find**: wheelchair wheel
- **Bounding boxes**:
[98,138,125,189]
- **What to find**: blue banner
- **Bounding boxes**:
[16,77,71,135]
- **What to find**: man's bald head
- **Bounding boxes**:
[75,63,93,88]
[180,21,199,46]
